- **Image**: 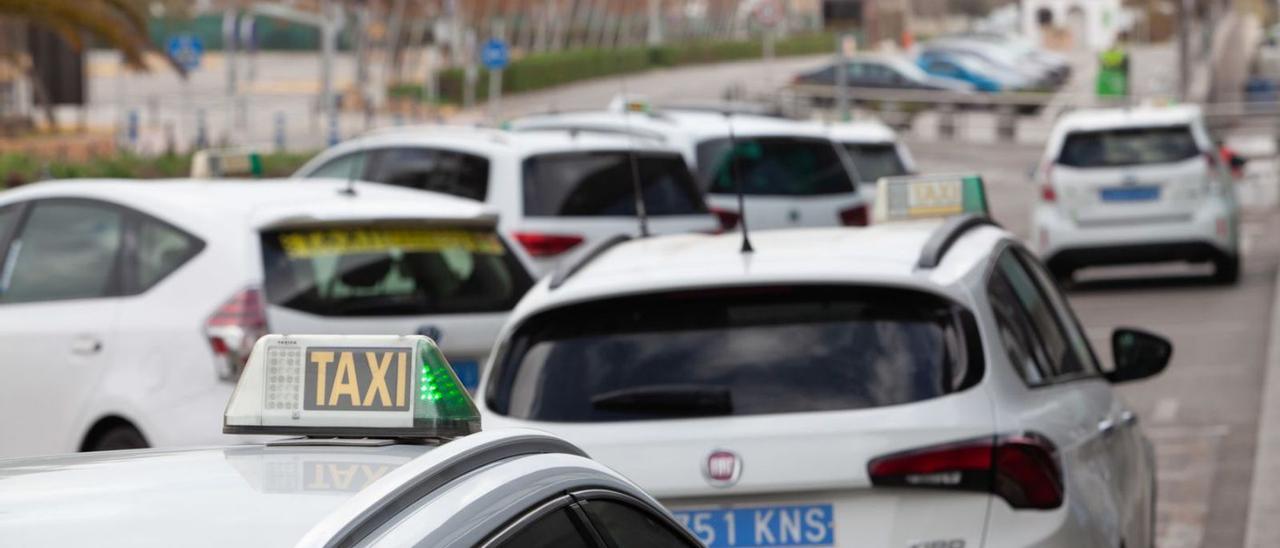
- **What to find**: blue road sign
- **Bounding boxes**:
[481,39,509,70]
[166,34,204,72]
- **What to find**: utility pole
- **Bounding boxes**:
[223,8,238,145]
[320,0,339,146]
[1176,0,1190,101]
[647,0,663,46]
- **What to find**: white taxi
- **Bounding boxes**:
[480,175,1170,547]
[0,334,702,548]
[509,102,872,230]
[0,179,532,457]
[1032,105,1241,283]
[293,126,717,277]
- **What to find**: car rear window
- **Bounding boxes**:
[364,147,491,201]
[486,286,981,422]
[521,151,707,217]
[260,225,532,316]
[1057,125,1201,168]
[697,137,856,196]
[842,142,908,182]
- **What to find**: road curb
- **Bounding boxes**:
[1245,253,1280,547]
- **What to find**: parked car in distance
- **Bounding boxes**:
[294,126,718,277]
[792,53,976,93]
[917,49,1037,93]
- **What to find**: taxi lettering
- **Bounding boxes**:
[304,462,394,492]
[304,347,411,411]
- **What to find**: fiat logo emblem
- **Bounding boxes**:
[704,450,741,487]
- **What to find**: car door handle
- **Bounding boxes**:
[71,337,103,356]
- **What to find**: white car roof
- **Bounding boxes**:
[0,444,428,546]
[0,179,497,232]
[0,429,646,547]
[518,222,1009,317]
[819,119,900,143]
[511,110,835,143]
[335,125,680,158]
[1054,105,1203,133]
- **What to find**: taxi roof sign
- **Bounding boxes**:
[224,335,480,439]
[873,173,989,224]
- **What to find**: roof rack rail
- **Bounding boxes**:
[514,124,669,144]
[916,214,1000,269]
[548,234,632,290]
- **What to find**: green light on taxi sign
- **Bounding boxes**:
[873,173,990,224]
[223,334,480,439]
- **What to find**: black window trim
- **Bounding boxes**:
[122,205,207,296]
[479,494,602,548]
[982,240,1105,389]
[0,198,129,305]
[571,488,704,547]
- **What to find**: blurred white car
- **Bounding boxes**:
[0,179,532,456]
[294,126,717,277]
[1032,105,1241,283]
[510,105,872,230]
[481,176,1168,547]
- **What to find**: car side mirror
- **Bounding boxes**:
[1106,328,1172,383]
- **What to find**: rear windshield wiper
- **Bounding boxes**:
[591,385,733,417]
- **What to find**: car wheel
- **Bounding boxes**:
[1213,254,1240,285]
[86,425,149,452]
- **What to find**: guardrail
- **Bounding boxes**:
[762,84,1280,143]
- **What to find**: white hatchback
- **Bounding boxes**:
[509,107,874,230]
[1032,105,1241,283]
[294,126,717,277]
[0,179,532,457]
[480,177,1168,547]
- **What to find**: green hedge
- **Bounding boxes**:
[391,33,837,105]
[0,151,316,189]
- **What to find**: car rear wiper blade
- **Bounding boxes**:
[591,385,732,417]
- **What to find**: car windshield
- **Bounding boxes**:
[260,225,532,316]
[486,286,981,422]
[1057,125,1201,168]
[696,137,856,196]
[521,151,707,217]
[842,142,909,182]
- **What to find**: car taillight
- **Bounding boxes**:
[513,232,584,257]
[868,433,1063,510]
[710,207,741,231]
[839,204,870,226]
[1038,163,1056,203]
[206,288,268,382]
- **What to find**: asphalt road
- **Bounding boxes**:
[909,138,1280,548]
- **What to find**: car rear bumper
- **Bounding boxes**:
[1033,199,1238,270]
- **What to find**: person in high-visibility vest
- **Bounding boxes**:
[1097,32,1130,97]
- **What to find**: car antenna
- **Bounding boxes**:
[339,150,358,197]
[616,59,650,238]
[723,109,753,253]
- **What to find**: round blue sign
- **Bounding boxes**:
[166,34,204,72]
[481,39,509,70]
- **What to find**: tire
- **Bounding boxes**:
[1213,254,1240,285]
[86,425,148,452]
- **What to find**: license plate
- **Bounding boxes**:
[672,504,834,547]
[450,360,479,392]
[1100,186,1160,202]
